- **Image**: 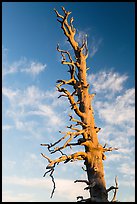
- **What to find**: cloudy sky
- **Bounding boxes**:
[2,2,135,202]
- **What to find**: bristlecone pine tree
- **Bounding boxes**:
[41,7,119,202]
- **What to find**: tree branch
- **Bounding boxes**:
[74,179,96,191]
[57,44,74,62]
[41,153,52,162]
[42,151,87,169]
[54,8,64,19]
[103,147,118,152]
[69,114,89,128]
[56,44,78,86]
[74,179,90,185]
[51,130,85,153]
[54,7,78,50]
[57,86,84,118]
[56,79,75,88]
[111,176,119,202]
[43,167,56,198]
[41,129,85,154]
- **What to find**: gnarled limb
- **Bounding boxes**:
[56,79,75,88]
[57,44,74,64]
[111,176,119,202]
[74,179,96,191]
[41,127,87,156]
[69,114,89,128]
[103,146,118,152]
[43,168,56,198]
[57,86,84,118]
[54,6,88,61]
[49,131,85,154]
[41,151,87,169]
[74,179,90,185]
[54,7,78,50]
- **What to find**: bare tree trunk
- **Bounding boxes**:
[75,47,108,202]
[41,7,118,202]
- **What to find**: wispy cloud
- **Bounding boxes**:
[2,190,34,202]
[2,85,67,137]
[75,30,87,46]
[2,87,19,101]
[87,71,135,134]
[3,175,135,202]
[75,31,102,58]
[21,61,46,76]
[2,49,46,77]
[21,153,45,171]
[105,153,128,163]
[118,162,135,176]
[95,88,135,125]
[3,176,89,202]
[89,37,103,58]
[88,70,128,96]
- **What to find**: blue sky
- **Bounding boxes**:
[2,2,135,202]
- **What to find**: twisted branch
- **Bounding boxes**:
[111,176,119,202]
[41,128,85,154]
[69,114,89,128]
[41,151,87,169]
[74,179,90,185]
[57,86,84,118]
[43,167,56,198]
[74,179,96,190]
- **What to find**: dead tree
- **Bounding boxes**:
[41,7,119,202]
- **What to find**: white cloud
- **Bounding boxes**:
[19,85,45,107]
[3,176,49,188]
[75,31,102,58]
[3,176,89,202]
[105,153,128,163]
[2,85,67,136]
[21,61,46,76]
[2,54,46,77]
[2,87,19,101]
[75,31,87,46]
[95,88,135,125]
[3,85,66,110]
[3,57,26,77]
[39,104,63,126]
[21,153,46,171]
[88,70,128,95]
[90,37,103,58]
[2,190,34,202]
[88,71,135,131]
[118,162,135,176]
[3,175,135,202]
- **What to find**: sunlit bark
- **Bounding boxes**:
[41,7,119,202]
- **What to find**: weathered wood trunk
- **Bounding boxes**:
[41,7,118,202]
[78,51,108,202]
